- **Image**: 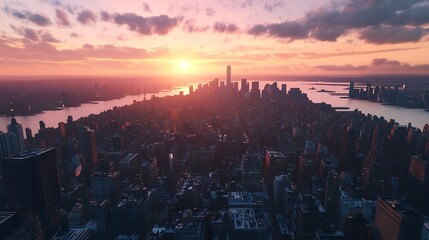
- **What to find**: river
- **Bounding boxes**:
[0,81,428,134]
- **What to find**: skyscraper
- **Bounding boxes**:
[407,155,429,215]
[374,197,423,240]
[226,65,231,87]
[2,148,62,239]
[324,170,340,217]
[78,126,98,168]
[7,118,25,152]
[0,132,20,159]
[348,81,354,98]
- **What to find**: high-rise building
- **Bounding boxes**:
[281,84,287,94]
[273,174,289,212]
[25,128,33,141]
[324,170,340,217]
[406,155,429,215]
[78,126,98,168]
[374,197,423,240]
[0,210,44,240]
[91,172,121,202]
[241,79,248,93]
[241,154,263,191]
[7,118,25,152]
[2,148,62,239]
[226,65,231,87]
[39,120,46,130]
[0,132,20,159]
[348,82,354,98]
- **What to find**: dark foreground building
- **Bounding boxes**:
[2,148,62,239]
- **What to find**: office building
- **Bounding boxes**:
[294,195,326,240]
[0,210,44,240]
[281,84,287,94]
[273,174,290,212]
[229,208,272,240]
[0,132,20,159]
[78,126,98,168]
[2,148,62,239]
[91,172,121,202]
[7,118,25,152]
[348,82,354,98]
[324,170,340,217]
[241,79,248,93]
[51,227,93,240]
[406,155,429,215]
[242,154,263,191]
[264,149,288,180]
[374,197,423,240]
[226,65,231,87]
[175,219,206,240]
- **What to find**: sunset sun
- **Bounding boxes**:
[179,61,190,70]
[176,60,194,74]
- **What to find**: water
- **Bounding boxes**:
[0,85,193,133]
[262,81,429,129]
[1,81,428,134]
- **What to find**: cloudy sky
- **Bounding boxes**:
[1,0,429,76]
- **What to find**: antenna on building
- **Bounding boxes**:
[9,102,15,118]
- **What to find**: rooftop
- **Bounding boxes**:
[119,153,139,164]
[230,208,267,231]
[52,227,91,240]
[91,171,120,178]
[266,149,286,158]
[9,148,52,159]
[0,212,16,225]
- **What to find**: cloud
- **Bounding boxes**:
[213,22,240,33]
[11,26,59,43]
[39,0,77,13]
[264,1,284,12]
[100,11,110,21]
[142,3,151,13]
[369,58,429,72]
[11,26,39,41]
[41,33,60,43]
[314,58,429,73]
[241,0,253,9]
[183,19,209,33]
[70,32,80,38]
[315,64,368,71]
[248,0,429,43]
[103,12,181,36]
[0,38,153,62]
[249,21,308,40]
[205,7,215,16]
[372,58,401,66]
[6,8,51,26]
[359,26,426,44]
[22,28,40,42]
[56,9,70,26]
[77,10,97,25]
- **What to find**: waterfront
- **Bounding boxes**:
[1,81,428,133]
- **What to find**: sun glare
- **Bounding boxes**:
[179,61,190,70]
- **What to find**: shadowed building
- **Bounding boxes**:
[2,148,62,239]
[374,197,423,240]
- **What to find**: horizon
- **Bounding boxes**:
[1,0,429,76]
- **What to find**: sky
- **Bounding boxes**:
[1,0,429,77]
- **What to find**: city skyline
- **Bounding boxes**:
[1,0,429,76]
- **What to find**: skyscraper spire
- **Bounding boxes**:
[9,101,15,118]
[226,65,231,88]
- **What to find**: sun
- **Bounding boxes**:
[174,59,198,74]
[179,61,190,71]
